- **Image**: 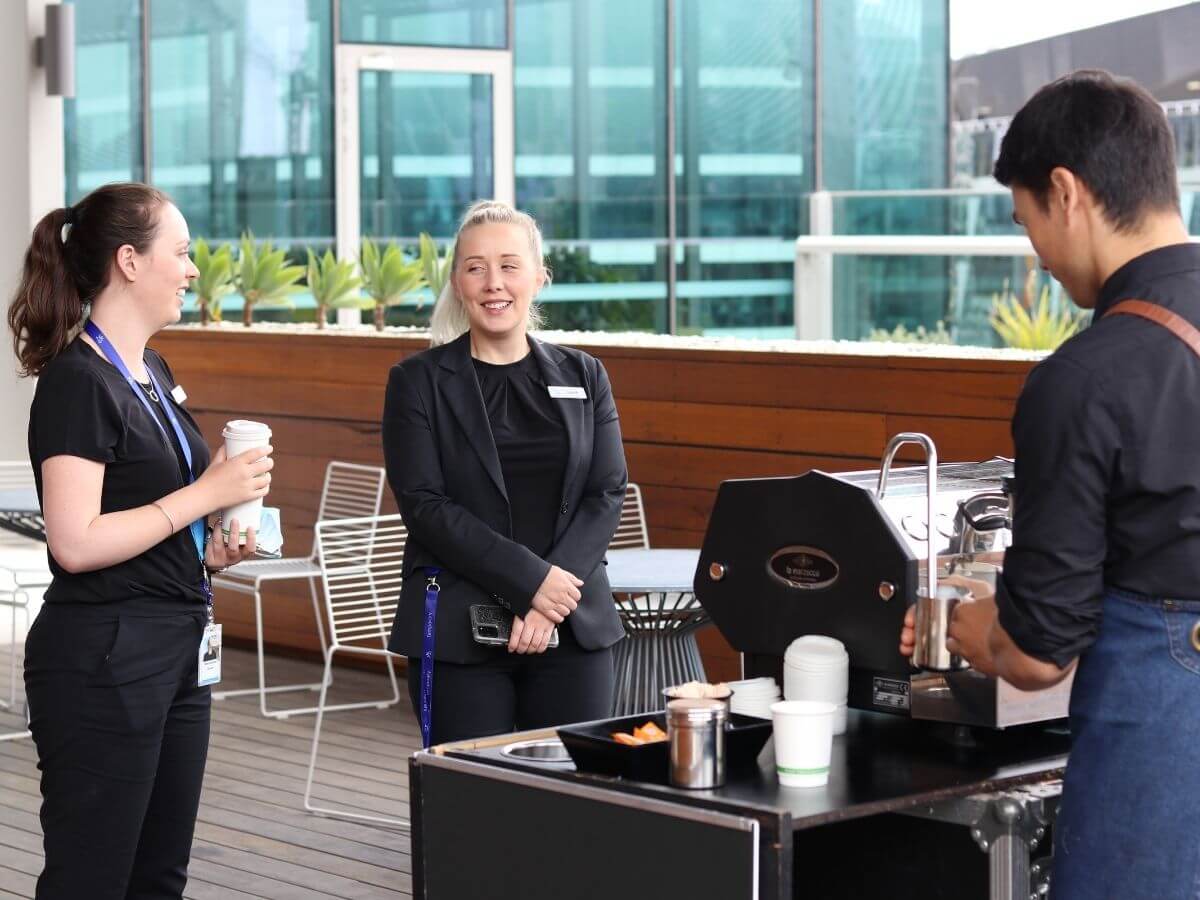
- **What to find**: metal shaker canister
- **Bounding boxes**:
[667,698,726,789]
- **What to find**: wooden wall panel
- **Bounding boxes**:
[152,328,1037,680]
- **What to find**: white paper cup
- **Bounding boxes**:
[771,700,837,788]
[221,419,272,544]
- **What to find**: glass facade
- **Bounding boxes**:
[64,0,144,201]
[514,0,669,333]
[147,0,334,243]
[341,0,507,49]
[673,0,811,338]
[65,0,964,341]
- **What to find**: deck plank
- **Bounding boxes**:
[0,647,414,899]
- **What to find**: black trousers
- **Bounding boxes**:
[24,604,211,900]
[407,626,616,744]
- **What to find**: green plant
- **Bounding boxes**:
[990,282,1086,350]
[235,232,305,327]
[191,239,234,326]
[305,249,364,330]
[867,321,953,344]
[360,238,425,331]
[418,233,453,306]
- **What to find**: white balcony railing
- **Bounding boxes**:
[792,234,1037,340]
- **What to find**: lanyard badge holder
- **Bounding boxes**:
[420,568,441,749]
[83,321,221,686]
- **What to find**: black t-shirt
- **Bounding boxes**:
[29,338,212,612]
[473,353,568,557]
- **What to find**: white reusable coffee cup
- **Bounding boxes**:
[221,419,272,544]
[770,700,837,788]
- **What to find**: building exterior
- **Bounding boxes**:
[65,0,950,338]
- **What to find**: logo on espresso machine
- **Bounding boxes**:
[767,546,840,590]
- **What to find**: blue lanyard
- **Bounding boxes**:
[83,322,209,594]
[420,568,441,749]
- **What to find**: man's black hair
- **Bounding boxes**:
[993,69,1179,231]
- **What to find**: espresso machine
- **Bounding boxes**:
[693,432,1072,729]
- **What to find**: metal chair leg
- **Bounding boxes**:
[303,647,409,829]
[212,582,329,717]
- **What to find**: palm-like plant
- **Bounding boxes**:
[990,281,1087,350]
[235,232,305,327]
[191,239,235,326]
[306,249,364,330]
[418,233,453,308]
[360,238,425,331]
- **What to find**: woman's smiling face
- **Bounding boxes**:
[451,221,545,341]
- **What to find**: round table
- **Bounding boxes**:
[606,548,709,716]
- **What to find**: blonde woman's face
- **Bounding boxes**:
[452,222,545,341]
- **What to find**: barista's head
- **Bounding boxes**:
[994,69,1182,308]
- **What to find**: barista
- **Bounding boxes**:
[900,70,1200,900]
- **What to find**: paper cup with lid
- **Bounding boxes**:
[221,419,272,544]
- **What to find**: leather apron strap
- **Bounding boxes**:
[1104,299,1200,360]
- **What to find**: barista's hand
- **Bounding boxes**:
[944,575,1000,676]
[530,565,582,624]
[509,608,556,655]
[899,575,999,672]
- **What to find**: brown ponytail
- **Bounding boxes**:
[8,182,170,377]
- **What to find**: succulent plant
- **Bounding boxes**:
[306,249,364,330]
[360,238,425,331]
[191,239,234,325]
[235,232,305,327]
[418,233,454,308]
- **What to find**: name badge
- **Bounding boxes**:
[198,623,222,686]
[171,384,188,405]
[548,385,587,400]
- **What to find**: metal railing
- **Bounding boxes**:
[792,234,1036,340]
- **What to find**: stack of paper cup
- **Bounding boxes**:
[221,419,272,545]
[770,700,837,788]
[727,678,782,719]
[783,635,849,735]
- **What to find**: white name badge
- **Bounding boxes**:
[171,384,188,405]
[548,385,587,400]
[198,623,222,686]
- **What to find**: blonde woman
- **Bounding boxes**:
[383,201,627,744]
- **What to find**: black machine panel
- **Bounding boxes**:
[694,471,917,684]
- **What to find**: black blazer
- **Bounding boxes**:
[382,332,628,663]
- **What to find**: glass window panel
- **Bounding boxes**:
[821,0,947,191]
[673,0,812,337]
[514,0,668,333]
[359,70,493,241]
[149,0,334,245]
[65,0,144,203]
[341,0,506,49]
[820,0,950,343]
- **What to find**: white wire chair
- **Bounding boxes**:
[609,482,650,550]
[303,513,407,828]
[211,461,386,719]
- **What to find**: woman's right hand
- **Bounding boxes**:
[530,564,583,624]
[196,444,274,510]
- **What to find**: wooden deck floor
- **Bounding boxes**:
[0,644,418,899]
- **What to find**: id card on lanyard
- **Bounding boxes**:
[84,321,221,686]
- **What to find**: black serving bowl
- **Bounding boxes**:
[556,711,772,784]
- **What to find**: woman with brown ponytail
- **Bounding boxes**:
[10,183,273,899]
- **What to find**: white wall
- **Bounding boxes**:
[0,1,65,461]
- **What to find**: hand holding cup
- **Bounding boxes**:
[198,444,274,511]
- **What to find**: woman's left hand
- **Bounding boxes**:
[509,608,556,655]
[205,517,258,573]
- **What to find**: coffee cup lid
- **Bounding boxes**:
[223,419,272,438]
